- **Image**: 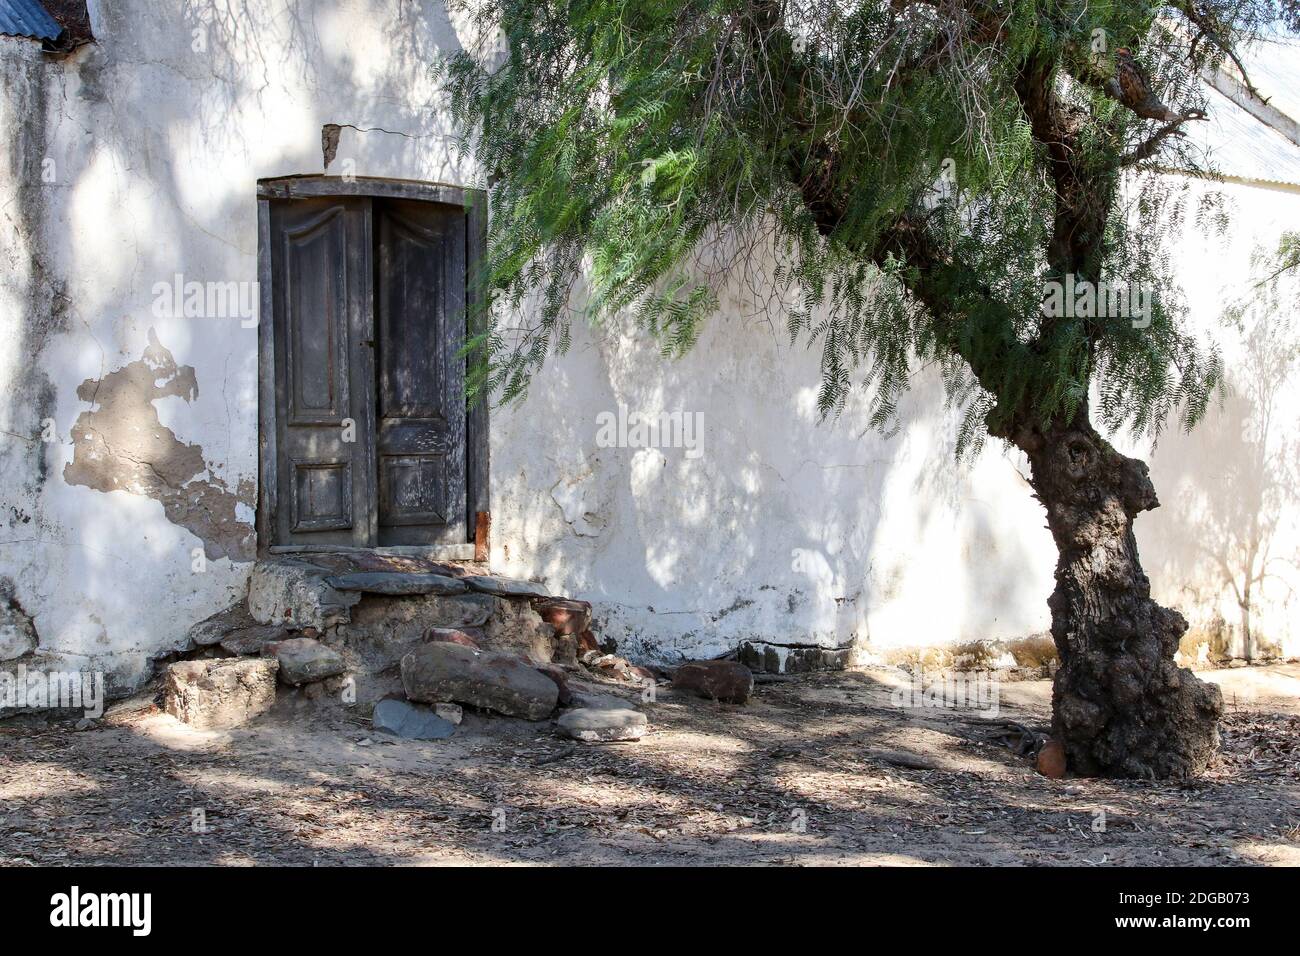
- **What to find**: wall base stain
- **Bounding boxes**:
[63,329,255,562]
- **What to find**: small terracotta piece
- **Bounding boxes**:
[1037,739,1067,778]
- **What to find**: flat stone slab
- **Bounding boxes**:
[462,575,550,599]
[265,637,346,686]
[401,642,558,720]
[187,603,259,648]
[372,699,456,740]
[556,707,647,742]
[219,624,294,656]
[325,572,469,596]
[568,690,639,711]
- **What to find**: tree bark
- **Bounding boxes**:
[1016,413,1223,778]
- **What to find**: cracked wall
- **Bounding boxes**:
[0,1,476,699]
[63,329,255,561]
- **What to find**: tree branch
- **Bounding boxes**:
[1120,111,1207,166]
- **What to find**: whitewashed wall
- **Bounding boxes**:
[2,1,1296,700]
[493,175,1300,666]
[0,0,476,693]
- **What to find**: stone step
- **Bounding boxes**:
[325,572,469,596]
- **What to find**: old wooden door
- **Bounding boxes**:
[375,199,467,546]
[266,193,469,549]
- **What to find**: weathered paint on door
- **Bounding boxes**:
[266,194,469,548]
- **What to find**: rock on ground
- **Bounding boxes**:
[434,702,463,725]
[265,637,346,686]
[568,690,639,711]
[164,658,279,730]
[556,707,647,742]
[536,664,573,706]
[372,698,456,740]
[672,661,755,704]
[401,643,558,720]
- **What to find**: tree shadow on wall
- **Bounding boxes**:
[1146,260,1300,661]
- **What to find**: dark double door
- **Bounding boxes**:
[267,195,468,548]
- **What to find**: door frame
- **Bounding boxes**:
[255,175,489,559]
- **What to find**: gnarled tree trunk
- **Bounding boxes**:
[1017,413,1223,778]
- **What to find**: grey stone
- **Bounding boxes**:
[462,575,550,599]
[219,624,293,656]
[186,603,258,647]
[325,572,469,596]
[556,707,647,742]
[164,657,279,730]
[569,690,639,711]
[372,698,456,740]
[265,637,346,686]
[248,559,359,630]
[401,643,559,720]
[434,702,463,725]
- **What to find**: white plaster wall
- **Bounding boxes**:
[1,0,477,693]
[492,176,1300,665]
[2,1,1296,694]
[1133,177,1300,661]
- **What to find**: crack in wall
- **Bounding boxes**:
[62,329,255,561]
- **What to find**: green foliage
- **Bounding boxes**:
[442,0,1283,446]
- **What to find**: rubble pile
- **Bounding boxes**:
[165,553,760,743]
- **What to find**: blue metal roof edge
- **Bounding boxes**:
[0,0,62,42]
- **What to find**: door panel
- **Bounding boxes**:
[270,197,375,547]
[374,199,467,545]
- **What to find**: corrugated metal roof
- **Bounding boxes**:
[0,0,61,41]
[1187,83,1300,188]
[1237,36,1300,129]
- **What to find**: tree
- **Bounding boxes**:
[441,0,1291,777]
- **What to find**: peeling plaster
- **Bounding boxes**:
[63,329,255,561]
[0,576,38,661]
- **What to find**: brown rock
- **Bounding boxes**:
[401,643,559,720]
[535,664,573,706]
[628,665,657,683]
[577,629,599,653]
[425,626,483,649]
[533,598,592,635]
[264,637,346,686]
[672,660,754,704]
[1037,739,1067,778]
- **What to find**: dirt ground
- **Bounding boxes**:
[1,664,1298,866]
